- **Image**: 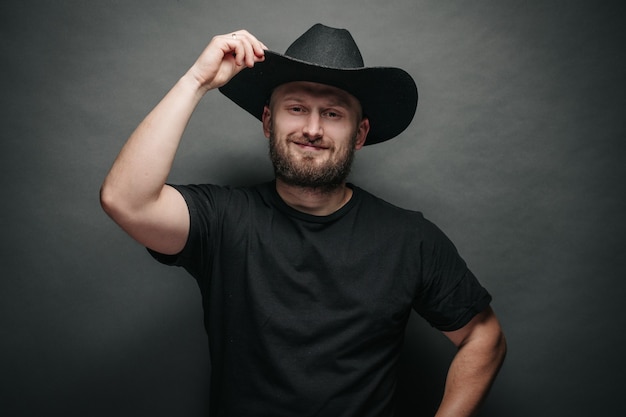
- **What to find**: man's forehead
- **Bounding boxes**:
[271,81,361,108]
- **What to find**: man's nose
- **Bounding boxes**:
[302,113,323,140]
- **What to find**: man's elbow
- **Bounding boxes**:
[480,312,507,367]
[493,328,507,367]
[100,182,117,216]
[99,181,131,224]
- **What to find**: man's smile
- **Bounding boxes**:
[290,139,329,151]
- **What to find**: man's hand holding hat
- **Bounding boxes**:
[187,30,268,93]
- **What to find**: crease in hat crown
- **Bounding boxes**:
[283,24,365,69]
[219,23,418,145]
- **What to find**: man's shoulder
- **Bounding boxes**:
[165,182,273,223]
[171,181,272,200]
[351,184,424,219]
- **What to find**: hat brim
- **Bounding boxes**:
[219,51,418,145]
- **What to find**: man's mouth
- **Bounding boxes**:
[291,139,328,151]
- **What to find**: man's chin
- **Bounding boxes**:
[275,162,346,189]
[270,135,355,192]
[276,174,345,192]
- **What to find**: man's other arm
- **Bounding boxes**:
[435,306,507,417]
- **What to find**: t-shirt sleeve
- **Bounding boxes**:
[146,184,219,281]
[412,218,492,331]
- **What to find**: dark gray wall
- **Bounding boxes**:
[2,1,624,416]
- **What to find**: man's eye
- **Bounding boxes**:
[289,106,303,113]
[324,111,340,118]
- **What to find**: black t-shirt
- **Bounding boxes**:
[149,181,491,416]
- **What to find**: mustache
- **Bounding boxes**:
[285,133,328,148]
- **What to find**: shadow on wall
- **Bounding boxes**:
[2,302,211,417]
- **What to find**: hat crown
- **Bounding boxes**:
[284,24,364,69]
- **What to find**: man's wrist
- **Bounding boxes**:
[179,70,211,99]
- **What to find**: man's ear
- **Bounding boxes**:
[262,105,271,138]
[354,117,370,150]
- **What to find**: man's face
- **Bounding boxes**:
[262,81,370,190]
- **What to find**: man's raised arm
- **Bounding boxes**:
[100,30,267,254]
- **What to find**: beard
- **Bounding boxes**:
[269,131,358,192]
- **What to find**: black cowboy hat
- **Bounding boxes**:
[219,23,418,145]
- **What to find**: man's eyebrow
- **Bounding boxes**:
[325,96,353,109]
[281,94,353,109]
[281,95,306,103]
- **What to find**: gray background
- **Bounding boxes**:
[2,1,625,416]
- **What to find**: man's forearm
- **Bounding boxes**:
[101,72,206,213]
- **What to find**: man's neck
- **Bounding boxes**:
[275,179,353,216]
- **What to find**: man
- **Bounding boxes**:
[101,24,506,417]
